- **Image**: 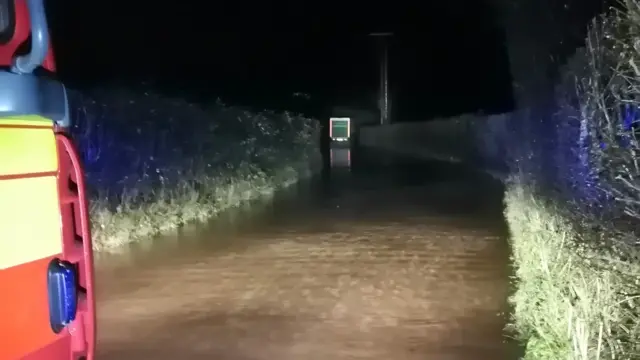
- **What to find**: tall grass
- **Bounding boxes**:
[69,86,320,252]
[504,176,640,360]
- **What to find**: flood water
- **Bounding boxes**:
[95,150,516,360]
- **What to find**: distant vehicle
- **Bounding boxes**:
[329,117,352,168]
[329,117,351,146]
[0,0,96,359]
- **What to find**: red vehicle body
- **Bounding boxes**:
[0,0,96,359]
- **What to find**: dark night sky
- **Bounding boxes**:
[46,0,513,120]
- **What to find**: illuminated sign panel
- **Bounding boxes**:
[329,117,350,141]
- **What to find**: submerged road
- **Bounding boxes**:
[95,151,516,360]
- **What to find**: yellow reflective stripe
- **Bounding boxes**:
[0,115,54,126]
[0,176,62,269]
[0,117,62,269]
[0,120,57,177]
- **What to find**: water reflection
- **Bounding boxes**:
[96,152,516,360]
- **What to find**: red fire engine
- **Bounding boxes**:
[0,0,96,359]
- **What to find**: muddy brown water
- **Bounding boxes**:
[95,153,517,360]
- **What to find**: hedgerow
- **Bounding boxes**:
[69,86,320,252]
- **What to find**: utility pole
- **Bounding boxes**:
[369,32,393,125]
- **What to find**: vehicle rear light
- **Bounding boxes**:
[47,258,77,333]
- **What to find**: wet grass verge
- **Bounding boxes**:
[91,160,320,253]
[503,175,640,360]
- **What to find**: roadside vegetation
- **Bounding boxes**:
[503,175,640,360]
[499,2,640,358]
[70,87,320,252]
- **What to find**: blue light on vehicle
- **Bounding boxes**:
[47,259,78,333]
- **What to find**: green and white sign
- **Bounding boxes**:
[330,117,350,141]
